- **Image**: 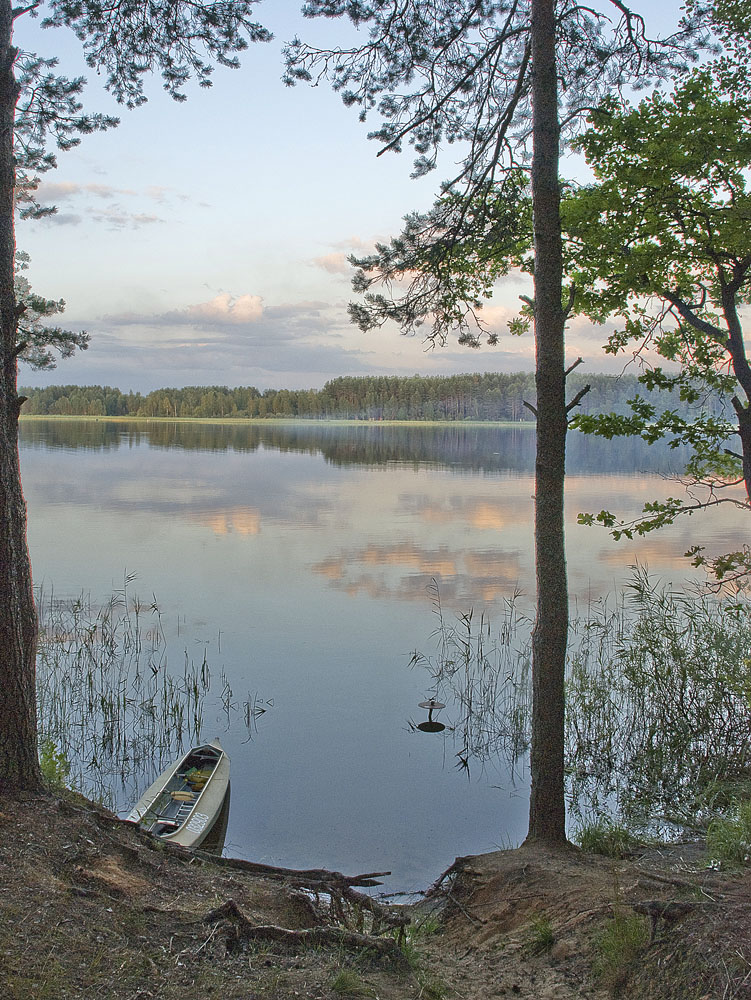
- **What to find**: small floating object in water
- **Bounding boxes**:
[126,738,230,849]
[417,699,446,733]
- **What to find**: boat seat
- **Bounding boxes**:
[175,802,194,823]
[171,790,195,802]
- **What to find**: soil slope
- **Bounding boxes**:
[2,791,750,999]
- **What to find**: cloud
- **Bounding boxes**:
[35,182,137,203]
[184,293,264,325]
[89,208,163,230]
[311,235,387,274]
[103,293,266,329]
[31,181,176,228]
[312,252,351,275]
[330,236,374,252]
[44,212,83,227]
[476,304,517,329]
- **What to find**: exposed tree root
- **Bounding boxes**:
[204,898,405,957]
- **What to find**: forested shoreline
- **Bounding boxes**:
[19,371,722,421]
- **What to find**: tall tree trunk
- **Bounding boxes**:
[0,0,40,791]
[526,0,568,844]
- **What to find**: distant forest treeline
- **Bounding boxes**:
[19,372,724,421]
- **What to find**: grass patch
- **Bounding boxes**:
[526,913,554,954]
[413,969,448,1000]
[593,909,649,990]
[706,799,751,867]
[395,921,449,999]
[575,819,640,858]
[330,968,376,996]
[38,736,71,790]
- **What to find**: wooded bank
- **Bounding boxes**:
[19,371,723,421]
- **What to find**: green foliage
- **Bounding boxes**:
[593,910,649,989]
[19,372,715,423]
[686,0,751,93]
[38,736,71,789]
[527,914,554,954]
[574,819,639,858]
[564,71,751,574]
[15,253,88,370]
[706,800,751,866]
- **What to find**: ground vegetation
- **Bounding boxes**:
[2,791,750,999]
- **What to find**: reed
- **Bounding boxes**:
[413,569,751,835]
[36,577,267,809]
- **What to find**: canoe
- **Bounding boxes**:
[125,738,231,849]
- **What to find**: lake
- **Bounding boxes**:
[19,418,748,892]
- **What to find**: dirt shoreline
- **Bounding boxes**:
[2,790,749,999]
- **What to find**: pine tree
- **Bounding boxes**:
[0,0,271,791]
[286,0,703,842]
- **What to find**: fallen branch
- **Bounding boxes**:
[633,870,709,892]
[184,850,408,933]
[444,889,486,926]
[187,849,390,889]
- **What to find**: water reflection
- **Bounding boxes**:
[201,785,231,855]
[411,575,751,840]
[416,700,446,733]
[21,419,750,890]
[19,417,689,476]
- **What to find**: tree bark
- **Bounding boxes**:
[526,0,568,844]
[0,0,40,791]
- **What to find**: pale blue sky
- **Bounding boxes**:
[17,2,685,392]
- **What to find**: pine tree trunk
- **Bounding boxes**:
[0,0,41,791]
[526,0,568,844]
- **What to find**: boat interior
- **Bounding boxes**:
[141,745,222,837]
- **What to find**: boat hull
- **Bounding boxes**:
[126,739,230,849]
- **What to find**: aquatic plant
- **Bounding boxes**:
[409,580,532,777]
[36,577,267,810]
[414,569,751,835]
[566,570,751,832]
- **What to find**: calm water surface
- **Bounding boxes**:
[19,419,748,891]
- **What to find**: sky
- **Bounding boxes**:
[16,2,686,393]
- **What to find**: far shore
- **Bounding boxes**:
[19,414,534,429]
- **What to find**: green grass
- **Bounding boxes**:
[574,819,640,858]
[706,799,751,866]
[526,913,554,954]
[593,910,650,989]
[38,736,71,789]
[330,969,376,996]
